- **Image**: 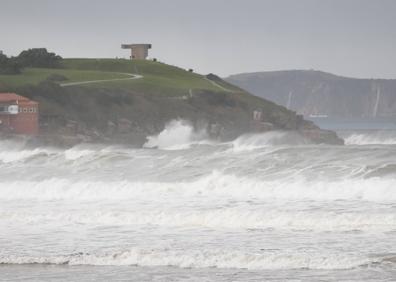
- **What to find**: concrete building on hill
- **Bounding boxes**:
[121,44,152,60]
[0,93,39,135]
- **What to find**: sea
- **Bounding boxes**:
[1,119,396,281]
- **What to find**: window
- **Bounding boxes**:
[23,108,28,113]
[29,108,34,113]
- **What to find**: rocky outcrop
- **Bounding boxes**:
[9,76,343,147]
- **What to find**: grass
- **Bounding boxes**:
[0,58,300,132]
[0,68,129,88]
[61,59,221,93]
[0,58,221,95]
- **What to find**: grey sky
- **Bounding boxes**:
[1,0,396,78]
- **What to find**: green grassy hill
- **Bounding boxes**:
[0,67,128,88]
[0,58,235,96]
[0,58,342,145]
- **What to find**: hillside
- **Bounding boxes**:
[0,60,343,146]
[226,70,396,119]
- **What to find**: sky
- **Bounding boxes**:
[1,0,396,78]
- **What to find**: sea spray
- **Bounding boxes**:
[230,131,309,151]
[144,119,209,150]
[3,202,396,232]
[343,131,396,145]
[1,172,396,202]
[2,129,396,279]
[0,247,378,270]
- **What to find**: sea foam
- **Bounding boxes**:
[0,248,381,270]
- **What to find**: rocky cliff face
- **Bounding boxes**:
[226,70,396,119]
[13,79,343,147]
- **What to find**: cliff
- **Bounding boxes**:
[0,60,343,146]
[226,70,396,119]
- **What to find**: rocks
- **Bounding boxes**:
[30,134,89,148]
[205,73,222,82]
[11,75,344,147]
[250,121,274,132]
[300,128,344,145]
[117,118,132,134]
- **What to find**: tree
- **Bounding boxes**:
[17,48,62,68]
[0,53,22,74]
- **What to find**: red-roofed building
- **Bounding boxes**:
[0,93,39,135]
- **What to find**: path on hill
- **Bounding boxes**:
[205,78,234,92]
[59,71,235,94]
[59,73,143,87]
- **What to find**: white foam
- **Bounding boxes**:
[1,171,396,203]
[64,148,95,160]
[0,141,131,163]
[0,148,49,163]
[345,132,396,145]
[0,248,377,270]
[144,119,209,150]
[4,206,396,232]
[230,131,308,152]
[0,138,52,163]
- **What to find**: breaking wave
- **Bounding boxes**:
[1,171,396,203]
[143,119,311,152]
[3,204,396,232]
[2,126,396,278]
[344,131,396,145]
[0,140,135,164]
[0,248,385,270]
[0,137,51,163]
[230,131,309,151]
[144,119,210,150]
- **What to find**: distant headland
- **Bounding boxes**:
[0,47,343,146]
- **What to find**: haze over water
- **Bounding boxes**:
[1,120,396,281]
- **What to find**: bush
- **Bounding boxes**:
[195,90,236,107]
[46,74,68,82]
[206,73,222,81]
[0,53,22,74]
[17,48,62,68]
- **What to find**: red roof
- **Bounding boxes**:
[0,93,36,103]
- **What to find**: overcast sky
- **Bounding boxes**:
[1,0,396,78]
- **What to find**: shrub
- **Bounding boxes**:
[46,74,68,82]
[17,48,62,68]
[0,53,22,74]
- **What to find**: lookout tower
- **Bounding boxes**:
[121,44,152,60]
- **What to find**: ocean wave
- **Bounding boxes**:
[0,138,53,163]
[229,131,309,152]
[143,120,310,151]
[4,207,396,232]
[1,171,396,202]
[0,148,52,163]
[0,142,135,164]
[344,132,396,145]
[144,119,212,150]
[363,164,396,178]
[0,248,382,270]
